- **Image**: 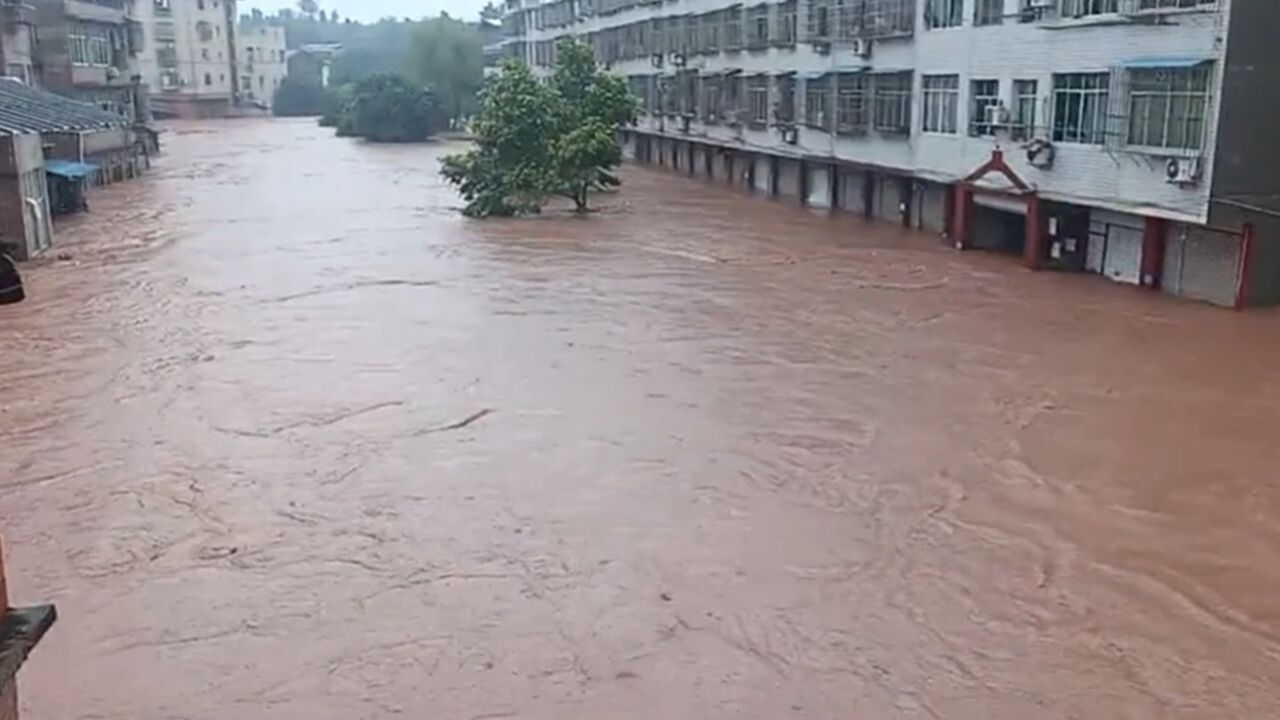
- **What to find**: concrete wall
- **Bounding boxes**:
[0,134,52,261]
[1209,0,1279,225]
[579,0,1228,224]
[1087,209,1145,285]
[237,24,287,106]
[806,165,831,209]
[753,154,771,194]
[1163,223,1241,307]
[916,181,947,234]
[839,168,866,216]
[776,158,800,199]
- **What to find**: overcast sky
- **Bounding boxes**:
[242,0,487,23]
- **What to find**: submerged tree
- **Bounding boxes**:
[405,17,485,128]
[334,74,442,143]
[441,37,638,217]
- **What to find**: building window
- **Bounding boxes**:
[774,1,797,45]
[700,74,722,123]
[747,4,769,48]
[873,72,911,134]
[969,79,1000,136]
[1134,0,1218,10]
[700,12,720,53]
[1052,72,1110,144]
[5,64,29,83]
[201,48,210,60]
[70,24,112,67]
[804,75,830,130]
[921,74,959,133]
[1127,65,1211,151]
[197,0,204,8]
[724,6,743,49]
[748,74,769,126]
[925,0,963,28]
[974,0,1004,24]
[1059,0,1118,17]
[1013,79,1038,140]
[196,21,213,42]
[775,74,796,124]
[204,72,213,85]
[835,72,867,134]
[806,0,832,39]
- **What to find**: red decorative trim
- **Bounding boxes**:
[961,149,1032,194]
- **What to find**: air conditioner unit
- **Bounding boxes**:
[985,103,1011,127]
[849,38,871,58]
[1166,156,1202,185]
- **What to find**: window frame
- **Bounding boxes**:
[921,74,959,134]
[872,72,912,135]
[925,0,964,28]
[804,75,831,130]
[835,72,868,134]
[1125,64,1212,152]
[1012,79,1038,141]
[974,0,1004,25]
[969,78,1001,137]
[1051,71,1111,145]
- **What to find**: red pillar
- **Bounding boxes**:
[1140,216,1167,289]
[1235,222,1256,311]
[0,534,8,611]
[1024,193,1044,270]
[952,185,974,250]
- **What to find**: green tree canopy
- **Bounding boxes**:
[339,73,442,143]
[441,37,639,217]
[272,76,328,116]
[405,17,484,127]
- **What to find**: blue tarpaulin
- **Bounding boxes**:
[44,160,98,179]
[1121,56,1211,69]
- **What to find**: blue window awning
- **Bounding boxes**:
[1121,56,1212,69]
[44,160,98,179]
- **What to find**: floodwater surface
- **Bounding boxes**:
[2,119,1279,719]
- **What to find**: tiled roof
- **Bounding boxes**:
[0,78,130,134]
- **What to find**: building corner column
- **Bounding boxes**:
[1024,193,1044,270]
[1141,216,1167,289]
[951,184,974,250]
[1235,222,1256,311]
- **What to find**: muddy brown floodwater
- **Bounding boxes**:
[2,118,1280,719]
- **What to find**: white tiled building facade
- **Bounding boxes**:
[236,24,287,108]
[501,0,1280,308]
[135,0,241,117]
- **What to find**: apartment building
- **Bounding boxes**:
[28,0,150,122]
[235,22,285,108]
[135,0,239,117]
[505,0,1280,308]
[0,1,38,85]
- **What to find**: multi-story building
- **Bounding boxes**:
[235,21,285,108]
[0,1,38,85]
[29,0,150,122]
[506,0,1280,308]
[135,0,239,117]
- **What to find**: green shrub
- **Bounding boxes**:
[272,77,327,117]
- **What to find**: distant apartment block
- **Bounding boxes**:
[136,0,240,117]
[28,0,150,122]
[503,0,1280,308]
[235,22,284,108]
[0,1,38,85]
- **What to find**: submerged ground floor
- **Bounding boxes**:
[623,130,1270,309]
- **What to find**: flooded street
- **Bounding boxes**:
[3,118,1280,719]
